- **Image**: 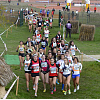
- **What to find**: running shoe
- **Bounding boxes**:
[68,89,71,94]
[62,90,65,93]
[33,85,35,90]
[35,93,37,97]
[74,89,76,93]
[77,85,79,90]
[39,78,41,81]
[64,91,67,95]
[43,89,46,92]
[51,91,53,94]
[54,87,56,92]
[27,88,29,92]
[56,80,59,85]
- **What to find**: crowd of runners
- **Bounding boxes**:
[16,9,82,97]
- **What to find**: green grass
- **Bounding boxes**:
[6,61,100,99]
[1,18,99,99]
[0,2,100,99]
[0,19,100,56]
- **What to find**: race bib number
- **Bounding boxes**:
[19,47,23,51]
[39,23,41,25]
[41,42,45,45]
[53,43,56,47]
[51,67,56,73]
[41,62,47,67]
[74,64,79,70]
[34,66,39,72]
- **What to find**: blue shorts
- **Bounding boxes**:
[63,74,71,78]
[41,47,45,50]
[72,74,80,78]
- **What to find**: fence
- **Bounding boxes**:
[61,10,100,27]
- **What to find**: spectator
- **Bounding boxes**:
[47,9,50,18]
[40,9,42,15]
[65,21,72,38]
[94,6,97,13]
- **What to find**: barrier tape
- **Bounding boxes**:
[63,25,100,62]
[3,76,19,99]
[0,17,19,57]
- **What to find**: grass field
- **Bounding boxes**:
[0,1,100,99]
[0,18,99,99]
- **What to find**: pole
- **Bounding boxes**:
[59,10,61,27]
[16,23,17,29]
[81,52,83,64]
[60,22,61,30]
[16,76,19,96]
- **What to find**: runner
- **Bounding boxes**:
[65,50,73,64]
[28,54,40,97]
[56,54,65,91]
[33,17,37,33]
[43,20,47,31]
[41,36,48,55]
[39,54,50,92]
[26,41,36,59]
[47,52,52,63]
[28,16,33,33]
[72,57,82,93]
[24,54,31,92]
[59,57,72,95]
[68,40,78,59]
[62,43,69,54]
[49,37,57,52]
[49,57,58,94]
[24,37,32,47]
[24,12,27,23]
[56,50,61,61]
[16,41,26,70]
[44,27,50,42]
[31,35,36,49]
[55,31,62,48]
[38,48,44,59]
[37,19,42,31]
[36,31,42,52]
[49,17,53,28]
[45,18,49,28]
[59,39,65,53]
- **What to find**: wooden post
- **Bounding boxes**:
[60,22,61,30]
[16,76,19,96]
[16,23,17,28]
[81,52,83,64]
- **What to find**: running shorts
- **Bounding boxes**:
[63,74,71,78]
[49,76,57,78]
[19,53,25,57]
[25,71,31,74]
[72,74,80,78]
[31,73,39,77]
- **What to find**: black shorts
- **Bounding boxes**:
[36,42,40,45]
[63,74,71,78]
[29,24,32,26]
[41,71,49,74]
[31,73,39,77]
[25,71,31,74]
[57,43,60,48]
[49,76,57,78]
[19,53,25,57]
[38,25,41,27]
